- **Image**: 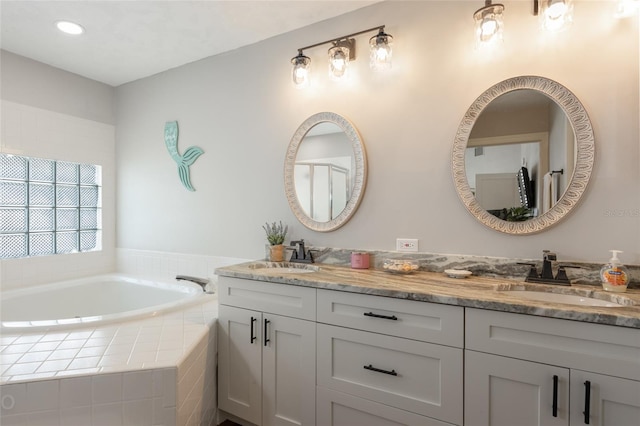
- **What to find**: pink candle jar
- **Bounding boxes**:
[351,252,370,269]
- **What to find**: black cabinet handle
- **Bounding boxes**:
[363,312,398,321]
[363,364,397,376]
[552,375,559,417]
[264,318,271,346]
[250,316,257,344]
[583,380,591,424]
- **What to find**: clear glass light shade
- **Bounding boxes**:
[369,31,393,71]
[540,0,573,32]
[328,45,350,81]
[615,0,640,18]
[291,53,311,89]
[473,4,504,45]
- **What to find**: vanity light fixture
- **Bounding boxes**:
[534,0,574,32]
[55,20,85,35]
[291,51,311,89]
[328,40,354,81]
[290,25,392,88]
[369,28,394,71]
[473,0,505,45]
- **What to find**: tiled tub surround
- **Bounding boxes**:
[216,262,640,328]
[0,250,245,425]
[312,248,640,287]
[0,297,218,425]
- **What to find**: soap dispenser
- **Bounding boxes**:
[600,250,629,293]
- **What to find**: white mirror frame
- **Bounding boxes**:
[452,76,595,234]
[285,112,367,232]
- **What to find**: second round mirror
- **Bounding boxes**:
[452,76,595,234]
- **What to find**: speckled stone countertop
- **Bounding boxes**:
[215,261,640,329]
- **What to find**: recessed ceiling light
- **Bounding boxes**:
[56,20,85,35]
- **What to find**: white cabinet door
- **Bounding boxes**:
[465,350,569,426]
[218,305,263,425]
[570,370,640,426]
[263,314,316,426]
[317,387,451,426]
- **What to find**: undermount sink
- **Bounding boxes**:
[503,291,628,307]
[497,285,635,307]
[249,262,320,275]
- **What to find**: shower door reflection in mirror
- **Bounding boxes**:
[295,161,350,222]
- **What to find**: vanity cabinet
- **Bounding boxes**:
[217,272,640,426]
[316,289,464,426]
[465,308,640,426]
[217,277,316,426]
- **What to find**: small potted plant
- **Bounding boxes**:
[263,221,288,262]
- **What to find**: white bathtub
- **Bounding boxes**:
[0,274,205,330]
[0,273,218,425]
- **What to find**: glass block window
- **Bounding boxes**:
[0,153,102,259]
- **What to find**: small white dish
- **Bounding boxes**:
[445,269,472,279]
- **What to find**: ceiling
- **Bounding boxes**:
[0,0,380,87]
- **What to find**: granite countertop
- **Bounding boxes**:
[215,261,640,329]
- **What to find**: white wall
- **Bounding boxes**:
[0,51,115,125]
[114,0,639,265]
[0,51,116,289]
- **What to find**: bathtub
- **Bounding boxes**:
[0,274,205,330]
[0,273,218,425]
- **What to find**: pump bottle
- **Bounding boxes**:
[600,250,629,293]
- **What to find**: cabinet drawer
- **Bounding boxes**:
[317,324,463,424]
[466,308,640,380]
[218,276,316,320]
[317,289,463,347]
[317,387,454,426]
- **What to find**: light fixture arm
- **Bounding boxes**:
[296,25,386,55]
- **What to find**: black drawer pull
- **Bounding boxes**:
[552,375,559,417]
[583,380,591,424]
[250,316,257,344]
[363,364,397,376]
[264,318,271,346]
[363,312,398,321]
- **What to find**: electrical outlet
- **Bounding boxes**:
[396,238,418,252]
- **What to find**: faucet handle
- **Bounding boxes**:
[555,265,581,281]
[518,262,539,279]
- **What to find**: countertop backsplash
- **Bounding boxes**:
[308,247,639,289]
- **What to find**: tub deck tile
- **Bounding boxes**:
[0,296,217,385]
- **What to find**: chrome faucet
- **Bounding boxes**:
[289,239,315,263]
[519,250,573,286]
[176,275,211,292]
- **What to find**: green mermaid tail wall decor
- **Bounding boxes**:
[163,121,204,191]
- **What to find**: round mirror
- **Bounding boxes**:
[285,112,367,232]
[452,76,594,234]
